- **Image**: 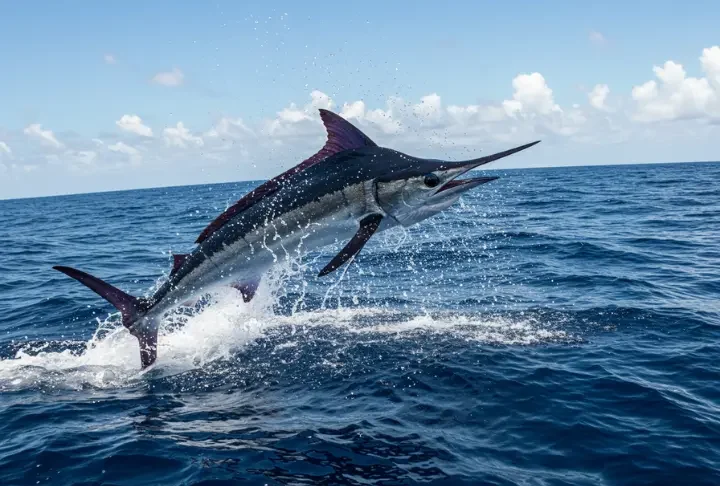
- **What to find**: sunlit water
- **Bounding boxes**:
[1,163,719,485]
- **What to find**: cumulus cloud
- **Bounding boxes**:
[109,141,140,156]
[9,44,720,198]
[309,90,334,110]
[107,141,142,165]
[502,73,560,116]
[340,100,365,120]
[23,124,64,148]
[589,84,612,111]
[337,97,403,134]
[205,117,254,139]
[413,93,443,120]
[277,104,310,124]
[262,91,339,137]
[365,104,404,134]
[116,114,154,137]
[152,68,184,87]
[266,81,581,145]
[446,103,507,124]
[2,78,601,187]
[104,54,116,64]
[701,46,720,87]
[163,122,204,148]
[632,47,720,122]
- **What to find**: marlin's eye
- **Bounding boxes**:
[423,173,440,188]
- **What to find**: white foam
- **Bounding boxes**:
[0,263,573,391]
[266,307,573,346]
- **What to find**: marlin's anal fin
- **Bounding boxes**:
[318,213,383,277]
[231,276,262,303]
[171,254,189,276]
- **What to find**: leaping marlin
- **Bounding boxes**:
[54,110,539,368]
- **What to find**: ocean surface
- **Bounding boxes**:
[0,162,718,485]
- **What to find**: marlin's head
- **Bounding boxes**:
[375,141,540,227]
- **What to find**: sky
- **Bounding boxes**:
[1,0,719,199]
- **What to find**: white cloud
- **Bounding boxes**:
[654,61,686,85]
[339,97,403,134]
[365,106,403,134]
[205,117,254,139]
[413,93,442,120]
[104,54,116,64]
[152,68,184,87]
[262,91,340,137]
[502,73,560,116]
[277,103,310,124]
[589,84,612,111]
[309,90,334,110]
[109,141,140,156]
[116,114,154,137]
[701,46,720,87]
[23,124,64,148]
[271,90,335,128]
[450,104,508,124]
[163,122,204,148]
[340,100,366,120]
[632,80,658,103]
[4,77,600,192]
[10,44,720,199]
[0,141,11,157]
[589,30,607,46]
[632,47,720,122]
[106,142,142,167]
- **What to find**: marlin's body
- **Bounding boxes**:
[55,110,539,368]
[144,154,391,327]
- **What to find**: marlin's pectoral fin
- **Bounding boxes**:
[318,213,383,277]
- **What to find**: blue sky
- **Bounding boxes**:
[1,0,719,199]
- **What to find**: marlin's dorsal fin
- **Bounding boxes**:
[194,110,377,244]
[309,109,377,163]
[171,254,189,275]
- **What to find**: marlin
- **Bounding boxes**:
[54,110,539,369]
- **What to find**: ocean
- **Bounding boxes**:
[0,162,718,485]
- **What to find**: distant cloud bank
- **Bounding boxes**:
[2,45,719,198]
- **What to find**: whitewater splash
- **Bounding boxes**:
[0,259,574,392]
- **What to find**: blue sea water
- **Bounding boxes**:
[0,162,719,485]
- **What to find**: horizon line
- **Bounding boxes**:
[1,159,718,203]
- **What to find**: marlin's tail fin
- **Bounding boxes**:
[53,266,157,368]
